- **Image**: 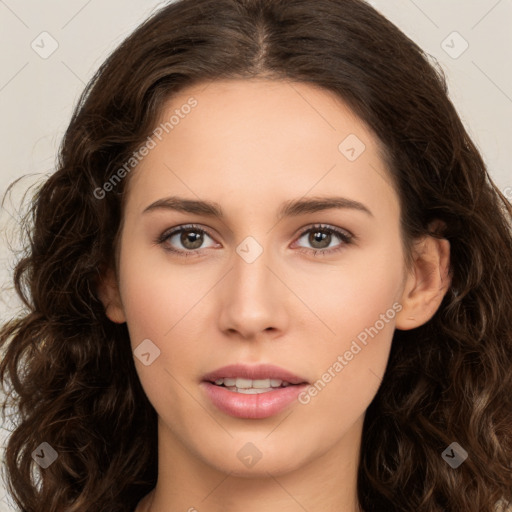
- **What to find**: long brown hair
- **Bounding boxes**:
[1,1,511,510]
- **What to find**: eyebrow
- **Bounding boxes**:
[142,195,373,219]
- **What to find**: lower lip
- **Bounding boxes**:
[201,382,308,419]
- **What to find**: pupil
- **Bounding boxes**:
[181,230,203,249]
[310,230,330,248]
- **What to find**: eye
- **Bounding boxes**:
[157,224,218,257]
[293,224,354,256]
[156,223,354,258]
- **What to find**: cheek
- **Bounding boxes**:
[296,302,396,442]
[117,258,204,423]
[118,242,211,342]
[117,246,214,404]
[292,238,405,343]
[293,242,403,417]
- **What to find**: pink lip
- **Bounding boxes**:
[201,382,308,419]
[201,364,309,419]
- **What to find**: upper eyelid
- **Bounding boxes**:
[164,224,216,240]
[296,224,352,238]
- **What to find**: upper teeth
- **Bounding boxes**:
[213,378,291,388]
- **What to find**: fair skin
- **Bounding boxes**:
[98,78,451,512]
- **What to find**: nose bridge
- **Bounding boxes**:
[217,233,288,337]
[231,234,275,301]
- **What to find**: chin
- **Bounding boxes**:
[196,437,314,477]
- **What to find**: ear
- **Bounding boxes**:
[96,265,127,324]
[395,221,452,330]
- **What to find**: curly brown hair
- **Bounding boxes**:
[1,0,512,511]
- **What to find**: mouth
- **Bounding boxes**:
[202,363,309,389]
[208,377,297,394]
[201,364,309,419]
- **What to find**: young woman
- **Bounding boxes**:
[1,1,511,511]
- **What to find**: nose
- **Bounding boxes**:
[216,240,290,341]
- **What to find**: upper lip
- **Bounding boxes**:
[202,364,309,385]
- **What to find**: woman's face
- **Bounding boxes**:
[103,78,421,476]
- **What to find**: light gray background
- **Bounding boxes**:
[0,1,511,510]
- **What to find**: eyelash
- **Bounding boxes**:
[156,223,354,258]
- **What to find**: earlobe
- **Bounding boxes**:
[395,227,452,331]
[96,266,127,324]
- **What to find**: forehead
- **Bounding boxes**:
[125,78,398,220]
